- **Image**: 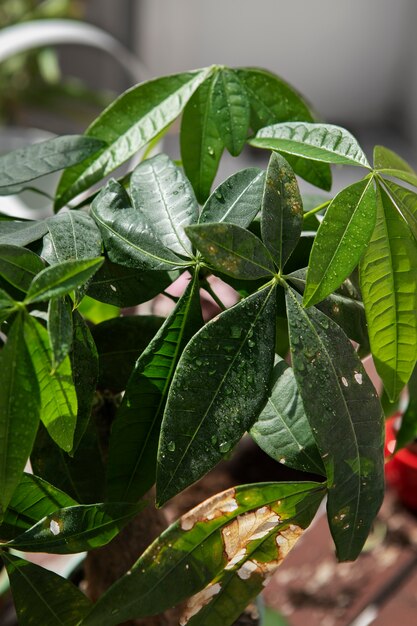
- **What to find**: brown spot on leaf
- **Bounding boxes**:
[180,582,221,625]
[180,488,238,531]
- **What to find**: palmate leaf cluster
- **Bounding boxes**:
[0,64,416,626]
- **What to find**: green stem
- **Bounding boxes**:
[201,280,227,311]
[303,199,331,220]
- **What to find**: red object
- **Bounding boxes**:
[385,415,417,511]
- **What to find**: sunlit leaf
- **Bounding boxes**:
[286,288,384,560]
[304,178,377,307]
[48,297,73,370]
[360,184,417,401]
[199,168,265,228]
[55,69,212,209]
[211,68,250,156]
[80,482,324,626]
[249,123,370,168]
[0,315,40,517]
[157,286,276,505]
[0,135,105,195]
[181,74,224,204]
[383,179,417,242]
[42,211,102,265]
[130,154,198,257]
[0,219,49,247]
[374,145,417,188]
[24,314,77,453]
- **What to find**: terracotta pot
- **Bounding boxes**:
[385,415,417,511]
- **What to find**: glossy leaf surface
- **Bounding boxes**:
[304,178,377,307]
[55,69,211,209]
[24,315,77,453]
[87,258,174,307]
[186,223,275,280]
[157,286,276,505]
[91,180,187,271]
[374,145,417,188]
[249,123,370,168]
[3,501,144,553]
[25,257,103,304]
[130,154,198,257]
[261,152,303,269]
[286,288,384,560]
[0,315,40,516]
[0,244,44,292]
[250,358,324,475]
[2,552,92,626]
[81,482,324,626]
[360,185,417,401]
[92,315,163,392]
[284,153,332,192]
[200,168,265,228]
[0,473,76,541]
[42,211,102,265]
[180,75,224,204]
[48,298,73,370]
[383,179,417,241]
[211,68,250,156]
[0,135,104,194]
[106,275,203,502]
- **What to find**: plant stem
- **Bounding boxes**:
[201,280,227,311]
[303,199,331,220]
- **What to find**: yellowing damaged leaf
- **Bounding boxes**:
[180,488,238,531]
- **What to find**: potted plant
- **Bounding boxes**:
[0,63,416,626]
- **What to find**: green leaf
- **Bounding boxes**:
[25,257,104,304]
[180,75,224,204]
[211,68,250,157]
[2,501,144,553]
[186,223,276,280]
[48,298,73,370]
[383,179,417,242]
[182,489,322,626]
[199,168,265,227]
[0,315,41,516]
[42,211,102,265]
[0,219,49,247]
[250,357,325,475]
[106,274,203,502]
[249,123,370,168]
[289,269,370,356]
[91,180,188,271]
[157,286,276,505]
[374,145,417,188]
[0,244,44,292]
[2,552,92,626]
[261,153,303,270]
[286,288,384,560]
[0,287,15,310]
[24,315,77,453]
[130,154,198,257]
[236,68,315,130]
[360,184,417,401]
[283,153,332,192]
[304,178,377,307]
[0,473,76,541]
[80,481,324,626]
[92,315,164,393]
[86,258,175,307]
[70,311,99,451]
[0,135,105,195]
[55,68,212,209]
[395,366,417,450]
[31,423,105,504]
